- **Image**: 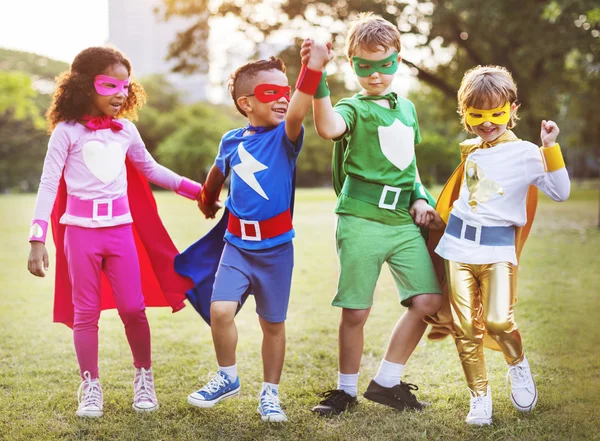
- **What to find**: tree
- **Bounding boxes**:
[0,71,48,191]
[158,0,599,153]
[154,102,243,182]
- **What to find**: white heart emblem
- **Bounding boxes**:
[82,140,125,184]
[377,119,415,170]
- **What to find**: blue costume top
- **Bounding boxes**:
[175,121,303,324]
[216,121,303,250]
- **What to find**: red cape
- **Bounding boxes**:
[50,160,191,327]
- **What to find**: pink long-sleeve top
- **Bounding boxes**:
[29,119,200,242]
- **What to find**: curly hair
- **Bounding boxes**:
[46,46,146,132]
[228,57,286,117]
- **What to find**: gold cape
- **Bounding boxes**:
[425,131,538,350]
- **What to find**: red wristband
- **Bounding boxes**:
[295,64,323,95]
[199,185,221,205]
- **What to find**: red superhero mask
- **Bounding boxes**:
[250,84,291,103]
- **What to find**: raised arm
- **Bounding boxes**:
[285,39,333,142]
[302,42,347,140]
[527,120,570,201]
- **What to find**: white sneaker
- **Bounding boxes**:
[133,367,159,412]
[465,386,492,426]
[507,356,538,412]
[76,371,103,418]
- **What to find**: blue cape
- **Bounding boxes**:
[175,176,296,325]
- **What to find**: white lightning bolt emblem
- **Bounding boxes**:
[233,142,269,200]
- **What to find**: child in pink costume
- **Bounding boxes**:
[27,47,202,418]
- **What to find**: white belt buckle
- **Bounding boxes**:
[460,220,482,245]
[240,220,261,241]
[93,198,113,221]
[378,185,401,210]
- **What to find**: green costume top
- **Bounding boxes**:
[332,93,429,226]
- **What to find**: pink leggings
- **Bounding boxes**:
[64,224,151,379]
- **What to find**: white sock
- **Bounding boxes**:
[218,364,237,382]
[338,372,359,397]
[262,382,279,394]
[373,359,404,388]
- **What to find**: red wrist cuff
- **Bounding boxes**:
[295,65,323,95]
[199,186,220,206]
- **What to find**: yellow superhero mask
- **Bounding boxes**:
[465,102,511,126]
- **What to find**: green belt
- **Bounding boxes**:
[341,175,411,211]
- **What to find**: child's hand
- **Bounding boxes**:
[28,241,49,277]
[198,199,223,219]
[300,38,313,66]
[541,120,560,148]
[409,199,436,228]
[428,210,446,231]
[301,39,333,71]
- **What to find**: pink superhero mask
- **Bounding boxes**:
[250,84,291,103]
[94,75,130,97]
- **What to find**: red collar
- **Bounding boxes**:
[81,115,123,132]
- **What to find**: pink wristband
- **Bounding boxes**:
[29,220,48,243]
[295,65,323,95]
[176,177,202,200]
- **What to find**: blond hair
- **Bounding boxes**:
[457,65,520,133]
[345,12,401,59]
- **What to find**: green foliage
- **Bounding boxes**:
[154,102,243,182]
[0,71,45,128]
[160,0,600,180]
[0,48,69,80]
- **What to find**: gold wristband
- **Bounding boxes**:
[540,143,565,172]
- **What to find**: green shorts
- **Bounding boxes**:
[333,214,441,309]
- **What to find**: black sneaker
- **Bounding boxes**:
[363,380,427,411]
[311,389,358,416]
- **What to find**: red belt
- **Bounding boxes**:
[227,209,292,241]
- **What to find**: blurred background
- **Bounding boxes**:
[1,0,598,190]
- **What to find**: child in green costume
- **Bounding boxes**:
[305,13,443,416]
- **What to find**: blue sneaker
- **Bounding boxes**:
[187,371,241,408]
[257,385,287,422]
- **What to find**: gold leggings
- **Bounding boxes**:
[446,260,524,395]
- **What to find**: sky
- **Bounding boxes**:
[0,0,424,98]
[0,1,109,63]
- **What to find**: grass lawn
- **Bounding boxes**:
[0,184,599,441]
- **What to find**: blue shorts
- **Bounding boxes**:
[211,241,294,323]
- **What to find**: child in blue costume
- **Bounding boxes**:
[185,42,331,422]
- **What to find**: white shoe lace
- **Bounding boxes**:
[260,386,282,414]
[134,367,156,405]
[507,364,533,390]
[470,395,488,414]
[201,372,229,394]
[78,371,102,410]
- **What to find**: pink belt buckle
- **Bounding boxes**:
[92,199,113,220]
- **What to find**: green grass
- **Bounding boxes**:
[1,184,599,441]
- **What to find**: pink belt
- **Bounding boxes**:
[66,195,130,220]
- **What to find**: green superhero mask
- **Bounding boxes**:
[351,52,399,77]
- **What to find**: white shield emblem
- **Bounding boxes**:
[377,119,415,171]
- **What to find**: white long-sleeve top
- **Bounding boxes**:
[31,119,185,230]
[435,139,570,265]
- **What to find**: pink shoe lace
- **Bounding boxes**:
[133,367,158,411]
